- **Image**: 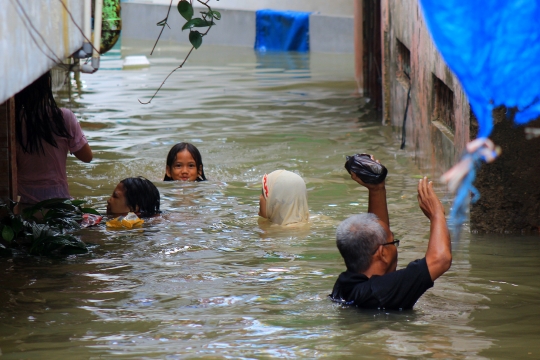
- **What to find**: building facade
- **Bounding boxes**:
[364,0,540,233]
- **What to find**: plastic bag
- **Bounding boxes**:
[344,153,388,184]
[105,212,144,229]
[81,213,103,228]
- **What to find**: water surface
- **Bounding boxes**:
[0,39,539,359]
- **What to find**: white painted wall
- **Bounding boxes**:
[122,1,354,53]
[0,0,84,103]
[122,0,353,17]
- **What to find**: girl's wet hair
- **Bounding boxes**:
[15,71,72,154]
[120,177,161,216]
[163,142,207,181]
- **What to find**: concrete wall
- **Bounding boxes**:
[0,0,84,104]
[121,1,354,53]
[122,0,353,17]
[380,0,470,177]
[0,0,85,200]
[122,4,257,47]
[310,14,354,54]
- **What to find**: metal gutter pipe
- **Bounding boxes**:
[82,0,92,55]
[77,0,102,73]
[75,0,92,59]
[91,0,103,70]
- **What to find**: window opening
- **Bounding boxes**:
[432,75,455,132]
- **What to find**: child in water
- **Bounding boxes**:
[164,142,207,182]
[259,170,309,226]
[107,177,161,217]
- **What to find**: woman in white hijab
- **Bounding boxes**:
[259,170,309,226]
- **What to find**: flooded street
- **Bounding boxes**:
[0,39,539,359]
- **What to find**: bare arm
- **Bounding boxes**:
[351,173,390,228]
[73,143,93,163]
[417,177,451,281]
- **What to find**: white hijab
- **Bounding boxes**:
[262,170,309,226]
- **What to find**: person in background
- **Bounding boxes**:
[163,142,207,182]
[107,177,161,217]
[15,71,93,204]
[329,164,451,310]
[259,170,309,226]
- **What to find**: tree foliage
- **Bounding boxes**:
[0,198,99,257]
[140,0,221,104]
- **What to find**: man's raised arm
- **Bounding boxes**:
[417,177,451,281]
[351,172,389,228]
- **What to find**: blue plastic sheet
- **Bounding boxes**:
[419,0,540,236]
[255,9,310,52]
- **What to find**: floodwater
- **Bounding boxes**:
[1,39,539,359]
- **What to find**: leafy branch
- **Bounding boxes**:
[0,198,100,257]
[139,0,221,104]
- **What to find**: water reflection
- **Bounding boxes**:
[0,39,539,358]
[256,51,310,72]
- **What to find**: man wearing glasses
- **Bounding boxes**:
[329,171,451,310]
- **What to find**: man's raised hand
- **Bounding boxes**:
[417,177,445,221]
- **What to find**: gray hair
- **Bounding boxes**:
[336,213,388,273]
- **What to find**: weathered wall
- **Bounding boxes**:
[471,110,540,233]
[122,0,353,17]
[380,0,470,178]
[121,1,354,53]
[378,0,540,233]
[0,0,84,201]
[0,0,84,103]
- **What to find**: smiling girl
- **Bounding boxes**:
[163,142,207,182]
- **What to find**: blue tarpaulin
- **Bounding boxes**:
[255,9,310,52]
[419,1,540,236]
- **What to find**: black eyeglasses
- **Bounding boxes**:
[382,239,400,247]
[372,239,400,254]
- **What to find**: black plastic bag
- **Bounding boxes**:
[344,153,388,184]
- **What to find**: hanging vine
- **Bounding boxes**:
[139,0,220,104]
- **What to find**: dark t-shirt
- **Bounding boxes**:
[329,258,434,310]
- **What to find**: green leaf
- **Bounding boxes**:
[22,205,39,219]
[32,224,55,240]
[30,234,88,256]
[32,198,71,209]
[80,208,100,215]
[209,10,221,20]
[156,18,167,27]
[2,225,14,242]
[189,30,203,49]
[70,199,87,207]
[177,0,194,21]
[201,10,221,20]
[182,18,215,31]
[22,198,70,218]
[43,208,60,220]
[44,203,78,212]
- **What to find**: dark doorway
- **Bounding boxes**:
[363,0,382,110]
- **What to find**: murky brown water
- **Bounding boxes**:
[0,39,539,359]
